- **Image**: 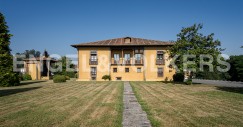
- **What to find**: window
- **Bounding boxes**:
[157,51,164,60]
[91,67,97,77]
[125,68,129,73]
[137,68,141,73]
[158,68,163,77]
[135,54,142,60]
[124,53,131,64]
[135,48,144,53]
[90,50,97,61]
[116,77,122,80]
[114,53,119,64]
[113,68,117,73]
[135,54,142,64]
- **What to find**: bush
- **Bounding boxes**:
[185,78,192,85]
[22,74,32,81]
[0,73,20,87]
[53,75,66,83]
[64,72,76,78]
[173,73,184,82]
[75,73,78,78]
[102,75,111,81]
[65,76,70,80]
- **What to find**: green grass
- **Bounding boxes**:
[130,81,243,127]
[0,80,123,127]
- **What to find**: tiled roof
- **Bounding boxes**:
[71,37,174,47]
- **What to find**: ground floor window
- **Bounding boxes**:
[125,68,129,73]
[158,68,163,77]
[116,77,122,80]
[137,67,141,73]
[113,68,117,73]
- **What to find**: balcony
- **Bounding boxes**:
[156,59,165,65]
[135,59,143,65]
[89,59,98,65]
[90,72,97,77]
[111,58,143,65]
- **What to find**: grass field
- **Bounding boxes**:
[0,80,123,127]
[130,81,243,127]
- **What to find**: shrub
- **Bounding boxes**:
[22,74,32,81]
[53,75,66,83]
[75,73,78,78]
[185,78,192,85]
[65,76,70,80]
[164,77,168,83]
[64,72,76,78]
[102,75,111,81]
[173,73,184,82]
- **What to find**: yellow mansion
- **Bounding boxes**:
[72,37,175,81]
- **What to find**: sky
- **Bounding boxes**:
[0,0,243,56]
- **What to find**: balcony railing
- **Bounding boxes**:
[124,59,131,64]
[111,58,143,65]
[156,59,165,65]
[90,72,97,77]
[89,59,98,65]
[135,59,143,64]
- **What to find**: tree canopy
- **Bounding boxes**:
[169,24,224,77]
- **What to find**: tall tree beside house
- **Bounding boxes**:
[0,12,20,86]
[169,24,224,79]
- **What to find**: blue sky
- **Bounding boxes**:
[0,0,243,56]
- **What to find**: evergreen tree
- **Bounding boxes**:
[0,12,20,86]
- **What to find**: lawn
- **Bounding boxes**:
[130,81,243,127]
[0,80,123,127]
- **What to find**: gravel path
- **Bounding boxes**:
[122,81,151,127]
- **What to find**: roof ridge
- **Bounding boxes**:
[71,36,174,47]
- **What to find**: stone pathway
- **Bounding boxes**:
[122,82,151,127]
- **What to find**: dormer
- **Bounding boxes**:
[124,37,131,44]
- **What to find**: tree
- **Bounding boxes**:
[0,12,20,86]
[43,49,49,57]
[15,49,41,68]
[227,55,243,81]
[169,24,224,79]
[54,56,76,78]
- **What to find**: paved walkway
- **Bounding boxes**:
[122,82,151,127]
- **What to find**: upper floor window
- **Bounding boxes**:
[90,50,97,61]
[135,54,142,60]
[157,51,164,60]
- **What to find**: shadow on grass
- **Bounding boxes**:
[20,80,47,86]
[216,87,243,94]
[0,86,42,97]
[159,81,202,85]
